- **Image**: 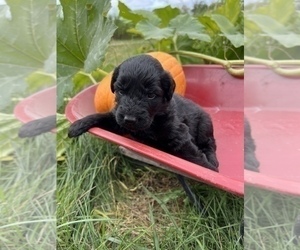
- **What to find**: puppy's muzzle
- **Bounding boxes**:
[116,103,152,131]
[124,115,137,126]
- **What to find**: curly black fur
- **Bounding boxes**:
[68,55,219,171]
[68,54,221,212]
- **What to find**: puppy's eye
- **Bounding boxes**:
[117,90,124,96]
[147,93,156,99]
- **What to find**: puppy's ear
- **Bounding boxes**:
[160,71,175,101]
[110,65,120,93]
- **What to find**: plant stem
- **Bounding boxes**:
[173,50,225,65]
[245,56,300,77]
[78,71,97,85]
[245,56,300,65]
[96,68,109,77]
[273,67,300,77]
[172,35,181,64]
[33,71,56,80]
[173,50,244,77]
[229,60,244,65]
[226,67,244,77]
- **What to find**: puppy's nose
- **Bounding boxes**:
[124,115,137,124]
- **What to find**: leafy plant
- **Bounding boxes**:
[55,3,244,248]
[245,0,300,60]
[57,0,117,109]
[197,0,243,47]
[0,113,22,161]
[0,0,55,111]
[118,0,244,62]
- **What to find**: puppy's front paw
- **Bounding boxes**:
[201,153,219,172]
[244,153,260,172]
[68,120,89,138]
[208,156,219,171]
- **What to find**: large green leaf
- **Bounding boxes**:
[253,0,295,25]
[198,16,220,34]
[0,0,55,110]
[57,0,116,108]
[169,14,211,42]
[211,14,243,48]
[135,20,174,40]
[246,14,300,48]
[214,0,241,24]
[118,1,144,25]
[134,10,161,25]
[154,6,180,27]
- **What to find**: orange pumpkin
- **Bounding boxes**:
[94,52,186,113]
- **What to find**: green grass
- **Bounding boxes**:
[4,39,298,249]
[57,132,243,249]
[56,39,243,249]
[0,133,56,249]
[245,186,300,249]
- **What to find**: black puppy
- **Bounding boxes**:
[68,55,219,211]
[244,118,260,172]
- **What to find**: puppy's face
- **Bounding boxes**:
[110,55,175,131]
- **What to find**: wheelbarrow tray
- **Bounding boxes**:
[65,65,244,196]
[245,65,300,196]
[14,86,56,123]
